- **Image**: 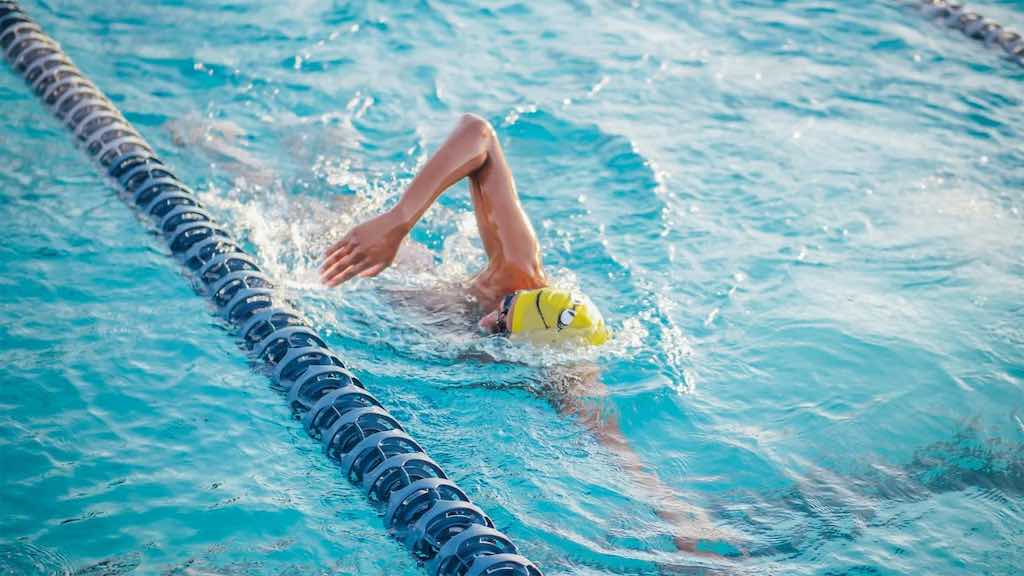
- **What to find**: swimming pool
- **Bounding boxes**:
[2,0,1022,574]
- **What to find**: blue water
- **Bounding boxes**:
[2,1,1023,574]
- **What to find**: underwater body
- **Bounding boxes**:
[1,0,1023,574]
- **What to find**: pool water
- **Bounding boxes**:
[2,0,1023,574]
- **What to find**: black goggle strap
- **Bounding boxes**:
[496,291,517,335]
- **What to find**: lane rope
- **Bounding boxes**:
[915,0,1024,66]
[0,3,543,575]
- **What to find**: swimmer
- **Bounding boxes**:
[319,113,611,347]
[173,112,738,556]
[320,114,738,555]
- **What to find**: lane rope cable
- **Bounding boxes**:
[0,3,543,575]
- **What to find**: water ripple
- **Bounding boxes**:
[3,0,1024,574]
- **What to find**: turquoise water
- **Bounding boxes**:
[2,0,1023,574]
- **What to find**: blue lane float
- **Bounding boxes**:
[915,0,1024,66]
[0,3,543,575]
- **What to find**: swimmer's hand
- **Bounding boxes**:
[320,209,410,287]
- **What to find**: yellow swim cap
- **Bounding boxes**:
[507,288,610,346]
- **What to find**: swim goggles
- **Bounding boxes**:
[494,291,517,335]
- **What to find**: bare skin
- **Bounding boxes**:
[320,113,547,313]
[321,114,732,555]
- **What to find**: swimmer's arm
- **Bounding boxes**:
[555,369,726,554]
[320,114,493,286]
[390,114,495,230]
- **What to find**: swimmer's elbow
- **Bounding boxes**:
[458,113,496,142]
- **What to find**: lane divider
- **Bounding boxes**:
[0,3,542,575]
[915,0,1024,66]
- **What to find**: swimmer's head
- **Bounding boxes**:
[486,288,610,346]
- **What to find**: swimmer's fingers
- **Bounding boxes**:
[328,257,375,287]
[357,263,387,278]
[320,237,353,274]
[322,250,364,286]
[322,234,352,262]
